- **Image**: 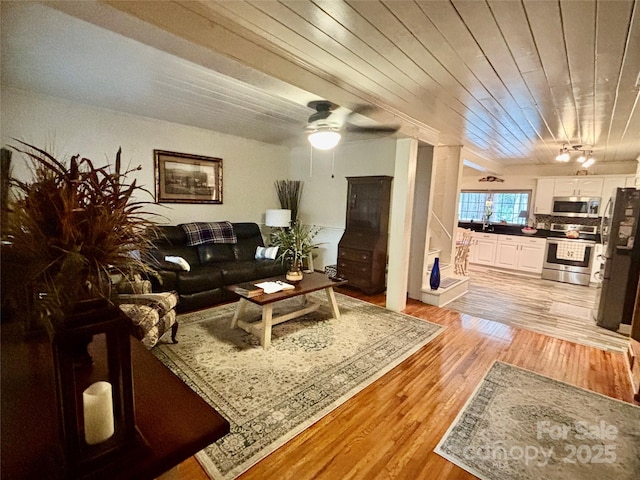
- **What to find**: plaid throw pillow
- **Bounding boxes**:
[179,221,237,246]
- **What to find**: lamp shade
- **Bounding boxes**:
[265,209,291,227]
[308,130,341,150]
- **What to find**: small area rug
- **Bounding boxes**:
[436,361,640,480]
[153,292,443,479]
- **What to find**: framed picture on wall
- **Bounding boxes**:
[154,150,223,204]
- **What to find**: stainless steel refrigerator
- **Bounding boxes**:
[594,187,640,332]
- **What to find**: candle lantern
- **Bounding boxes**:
[44,298,139,477]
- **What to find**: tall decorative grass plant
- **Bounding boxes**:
[5,141,158,324]
[274,180,302,224]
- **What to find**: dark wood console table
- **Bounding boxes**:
[1,323,230,479]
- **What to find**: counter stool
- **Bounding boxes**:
[455,228,473,276]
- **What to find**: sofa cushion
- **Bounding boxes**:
[255,259,287,278]
[220,261,257,284]
[177,265,225,294]
[177,289,231,313]
[152,226,188,247]
[198,243,235,263]
[233,222,263,240]
[153,270,178,291]
[232,222,265,261]
[180,221,237,246]
[117,291,179,317]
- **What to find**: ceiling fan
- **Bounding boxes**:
[304,100,400,150]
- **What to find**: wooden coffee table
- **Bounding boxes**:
[227,272,347,349]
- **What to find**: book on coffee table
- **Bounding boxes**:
[254,281,295,294]
[231,282,264,297]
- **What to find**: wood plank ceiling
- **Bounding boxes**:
[5,1,640,167]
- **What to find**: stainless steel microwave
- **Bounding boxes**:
[552,196,600,218]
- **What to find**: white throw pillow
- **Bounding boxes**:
[164,255,191,271]
[255,246,279,260]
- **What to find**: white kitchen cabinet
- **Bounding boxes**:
[470,233,498,266]
[534,178,555,214]
[495,235,546,273]
[553,177,603,197]
[553,178,577,196]
[495,235,520,269]
[601,176,627,213]
[517,237,546,273]
[577,177,604,196]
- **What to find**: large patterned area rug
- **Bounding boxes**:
[436,361,640,480]
[153,292,443,479]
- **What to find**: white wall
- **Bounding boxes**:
[289,138,397,269]
[1,88,290,225]
[1,88,399,270]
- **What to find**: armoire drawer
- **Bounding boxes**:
[337,260,372,283]
[338,248,371,263]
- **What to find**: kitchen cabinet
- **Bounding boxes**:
[553,177,603,197]
[337,176,392,294]
[495,235,546,274]
[517,237,547,273]
[601,176,637,212]
[470,233,498,266]
[602,177,627,212]
[534,178,555,214]
[494,235,520,269]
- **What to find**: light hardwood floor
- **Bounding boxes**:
[446,265,630,352]
[172,286,636,480]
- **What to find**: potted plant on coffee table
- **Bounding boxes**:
[270,222,319,282]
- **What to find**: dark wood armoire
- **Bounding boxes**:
[337,176,392,294]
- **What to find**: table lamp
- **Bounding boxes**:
[265,209,291,228]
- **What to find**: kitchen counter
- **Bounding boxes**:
[458,222,550,238]
[458,222,601,243]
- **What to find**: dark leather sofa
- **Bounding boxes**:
[147,222,286,312]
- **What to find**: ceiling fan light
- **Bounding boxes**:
[555,151,570,162]
[582,157,595,168]
[308,130,341,150]
[576,154,586,163]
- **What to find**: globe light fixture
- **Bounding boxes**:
[307,125,341,150]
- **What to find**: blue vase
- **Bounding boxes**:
[430,257,441,290]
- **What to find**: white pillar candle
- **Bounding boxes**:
[83,381,115,445]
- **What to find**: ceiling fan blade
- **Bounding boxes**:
[348,104,377,116]
[344,124,400,134]
[344,104,399,135]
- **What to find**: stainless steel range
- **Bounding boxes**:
[541,224,598,286]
